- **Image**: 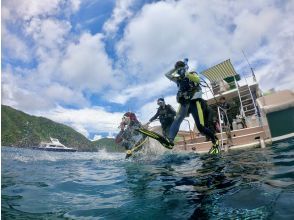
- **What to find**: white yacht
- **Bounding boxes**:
[35,137,77,152]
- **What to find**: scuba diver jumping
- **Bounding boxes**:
[165,59,220,154]
[148,98,176,138]
[115,112,143,150]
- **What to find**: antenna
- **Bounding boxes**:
[242,50,256,82]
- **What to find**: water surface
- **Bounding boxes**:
[2,139,294,219]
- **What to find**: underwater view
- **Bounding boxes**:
[2,138,294,220]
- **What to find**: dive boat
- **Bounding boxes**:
[35,137,77,152]
[154,59,294,153]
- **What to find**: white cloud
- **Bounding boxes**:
[2,0,78,61]
[2,0,78,66]
[106,76,174,104]
[116,0,291,92]
[71,123,90,137]
[25,18,71,53]
[87,132,115,141]
[107,133,115,139]
[231,7,281,52]
[116,0,232,76]
[60,33,119,91]
[1,1,123,114]
[37,106,125,138]
[3,0,60,20]
[1,0,87,112]
[2,26,31,62]
[45,84,89,106]
[2,0,80,21]
[70,0,81,12]
[1,68,56,111]
[239,1,294,91]
[1,66,90,112]
[92,135,102,141]
[103,0,135,36]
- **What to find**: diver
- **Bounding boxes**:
[165,60,220,154]
[219,96,232,129]
[115,112,143,150]
[148,98,176,138]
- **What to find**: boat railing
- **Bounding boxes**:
[217,106,233,151]
[203,75,255,96]
[183,119,194,140]
[203,71,260,123]
[217,106,224,149]
[147,118,194,143]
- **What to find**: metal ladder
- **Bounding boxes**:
[217,106,233,151]
[238,84,257,117]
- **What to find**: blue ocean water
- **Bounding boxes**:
[2,139,294,220]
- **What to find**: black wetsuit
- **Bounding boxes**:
[166,70,218,145]
[116,121,142,150]
[149,105,176,137]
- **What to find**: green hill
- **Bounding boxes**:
[1,105,120,152]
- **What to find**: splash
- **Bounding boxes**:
[4,148,58,162]
[95,148,124,161]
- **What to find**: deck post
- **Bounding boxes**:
[217,106,224,150]
[260,138,266,148]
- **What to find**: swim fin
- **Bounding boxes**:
[125,137,148,159]
[208,139,220,154]
[136,128,173,149]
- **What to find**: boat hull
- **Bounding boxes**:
[33,147,77,152]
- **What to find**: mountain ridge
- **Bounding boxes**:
[1,105,122,152]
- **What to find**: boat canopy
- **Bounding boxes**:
[200,59,238,82]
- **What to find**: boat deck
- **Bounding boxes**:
[174,126,269,154]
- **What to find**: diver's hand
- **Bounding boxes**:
[119,122,125,130]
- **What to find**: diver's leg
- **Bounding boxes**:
[168,104,189,143]
[161,124,168,138]
[204,107,215,140]
[190,100,217,145]
[191,100,220,154]
[163,122,173,138]
[164,123,172,138]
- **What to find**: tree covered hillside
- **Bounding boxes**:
[1,105,120,152]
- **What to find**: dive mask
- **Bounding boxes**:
[122,116,130,124]
[157,100,164,105]
[177,67,186,78]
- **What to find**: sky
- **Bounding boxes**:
[1,0,294,140]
